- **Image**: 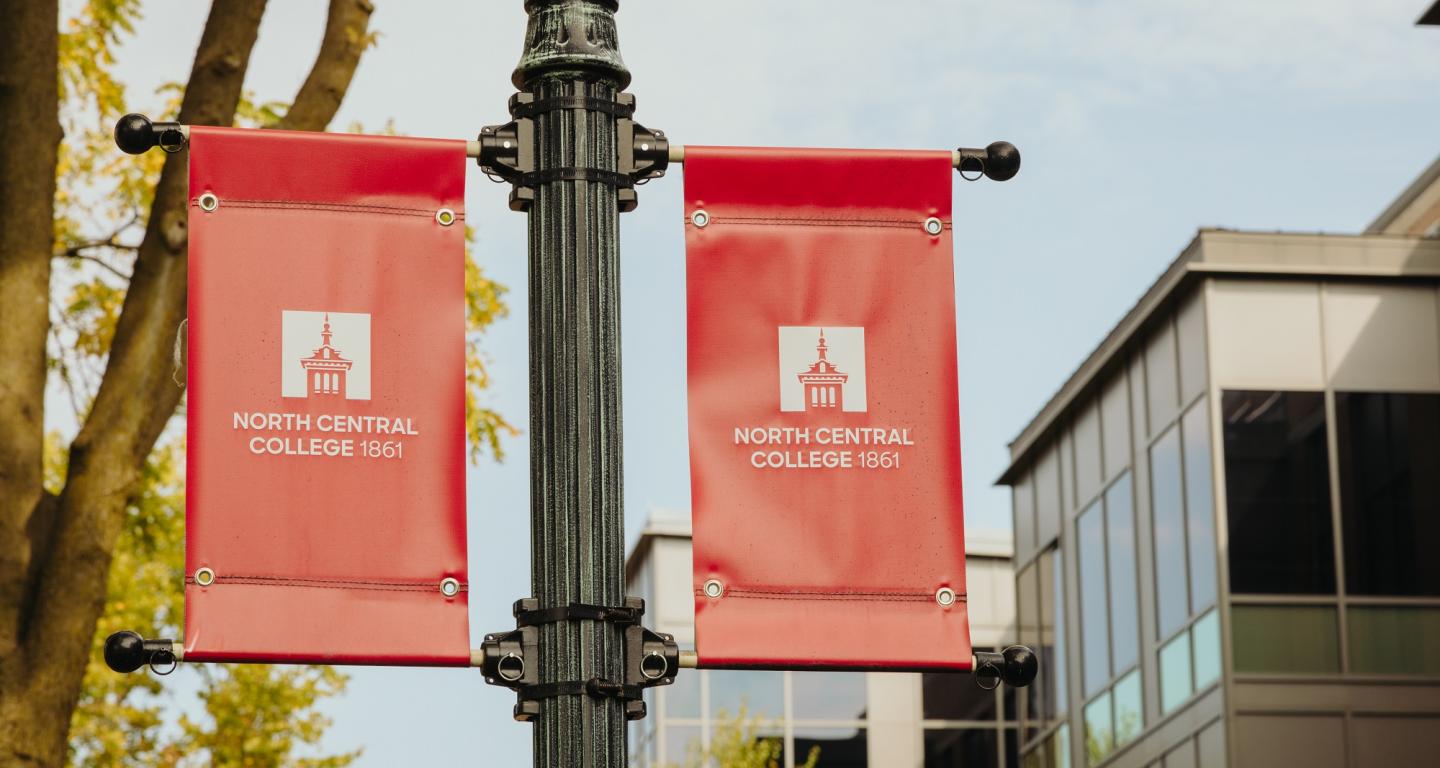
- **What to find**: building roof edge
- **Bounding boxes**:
[1365,154,1440,234]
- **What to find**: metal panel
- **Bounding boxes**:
[1233,715,1345,768]
[1207,280,1324,389]
[1322,283,1440,391]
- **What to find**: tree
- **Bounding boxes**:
[670,707,821,768]
[0,2,512,764]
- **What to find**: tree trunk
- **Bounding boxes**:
[0,0,60,661]
[0,2,64,764]
[0,0,374,759]
[0,2,269,764]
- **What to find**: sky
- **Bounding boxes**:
[88,0,1440,764]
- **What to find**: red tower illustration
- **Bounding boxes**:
[797,329,848,411]
[299,314,353,398]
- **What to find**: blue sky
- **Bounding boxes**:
[93,0,1440,764]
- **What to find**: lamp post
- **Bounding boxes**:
[512,2,632,765]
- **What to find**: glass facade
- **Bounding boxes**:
[1008,266,1440,768]
[1223,388,1440,680]
[630,664,1019,767]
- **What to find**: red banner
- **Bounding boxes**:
[685,147,971,670]
[184,127,469,665]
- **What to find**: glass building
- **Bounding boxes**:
[625,516,1022,767]
[999,157,1440,767]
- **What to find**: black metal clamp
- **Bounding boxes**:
[972,645,1038,690]
[479,597,679,722]
[956,141,1021,182]
[114,113,188,155]
[477,92,668,213]
[103,630,181,675]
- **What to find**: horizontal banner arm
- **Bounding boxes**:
[676,645,1036,689]
[114,114,1019,181]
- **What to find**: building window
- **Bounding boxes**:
[1224,390,1440,681]
[1111,670,1142,747]
[1041,548,1067,727]
[1345,606,1440,675]
[1231,605,1340,674]
[1181,404,1217,613]
[1335,392,1440,597]
[710,670,784,720]
[1078,500,1110,697]
[648,664,1024,767]
[1157,608,1221,716]
[1021,724,1070,768]
[1083,691,1113,765]
[1017,562,1041,743]
[1151,424,1189,638]
[1158,630,1191,714]
[1150,396,1218,652]
[1222,390,1335,595]
[922,665,1020,768]
[794,672,866,720]
[795,727,863,767]
[1192,611,1221,692]
[1018,547,1067,765]
[1081,667,1142,767]
[923,728,997,767]
[1106,477,1140,673]
[1078,473,1144,765]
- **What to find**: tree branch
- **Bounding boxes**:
[275,0,375,132]
[54,245,137,281]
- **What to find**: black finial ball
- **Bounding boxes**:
[114,113,155,155]
[984,141,1021,182]
[1001,644,1039,687]
[104,630,146,673]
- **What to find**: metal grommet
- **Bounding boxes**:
[197,193,218,212]
[935,586,957,607]
[923,217,944,236]
[640,651,668,680]
[703,579,724,599]
[440,577,461,597]
[435,208,456,226]
[194,567,215,587]
[691,209,710,228]
[497,652,525,682]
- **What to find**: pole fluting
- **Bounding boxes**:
[514,2,630,766]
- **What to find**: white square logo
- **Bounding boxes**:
[281,311,370,400]
[778,326,866,413]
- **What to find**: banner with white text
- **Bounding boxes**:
[685,147,972,670]
[185,127,469,665]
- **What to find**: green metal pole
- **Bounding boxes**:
[514,2,630,765]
